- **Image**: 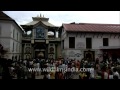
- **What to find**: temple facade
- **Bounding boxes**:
[21,14,62,60]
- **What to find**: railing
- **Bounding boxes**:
[22,37,31,40]
[48,37,61,41]
[22,36,61,41]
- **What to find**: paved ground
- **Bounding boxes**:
[71,72,79,79]
[0,73,78,79]
[35,75,44,79]
[72,74,79,79]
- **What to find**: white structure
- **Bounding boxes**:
[60,23,120,61]
[0,11,23,60]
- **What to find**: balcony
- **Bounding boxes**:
[48,37,61,41]
[22,37,32,41]
[22,34,61,42]
[22,34,32,41]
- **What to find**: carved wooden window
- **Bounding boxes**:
[103,38,108,46]
[69,37,75,48]
[86,38,92,49]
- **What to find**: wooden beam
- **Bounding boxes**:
[101,33,103,38]
[110,33,112,38]
[80,33,82,37]
[97,33,99,38]
[93,33,96,38]
[118,34,120,38]
[114,34,117,38]
[84,33,86,37]
[76,32,78,37]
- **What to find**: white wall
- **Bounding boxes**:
[62,32,120,60]
[11,23,22,42]
[109,37,120,46]
[64,33,120,49]
[92,38,102,49]
[62,49,83,60]
[0,38,10,51]
[0,20,22,59]
[0,21,11,37]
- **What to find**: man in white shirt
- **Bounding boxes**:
[89,68,95,79]
[46,72,51,79]
[113,68,119,79]
[104,71,108,79]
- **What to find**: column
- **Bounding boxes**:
[45,44,48,60]
[22,44,25,60]
[55,44,57,59]
[54,31,56,38]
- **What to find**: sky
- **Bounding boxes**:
[3,11,120,27]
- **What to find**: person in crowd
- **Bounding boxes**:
[89,66,95,79]
[95,72,102,79]
[113,68,119,79]
[79,72,86,79]
[87,71,91,79]
[108,70,113,79]
[1,58,11,79]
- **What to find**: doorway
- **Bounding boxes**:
[84,50,95,62]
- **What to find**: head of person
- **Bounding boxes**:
[109,70,113,75]
[113,75,119,79]
[113,68,117,72]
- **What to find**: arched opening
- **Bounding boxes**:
[12,56,14,61]
[26,55,30,60]
[48,31,54,35]
[19,55,21,60]
[27,31,32,35]
[23,30,32,38]
[15,56,17,61]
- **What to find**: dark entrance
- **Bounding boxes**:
[102,49,120,62]
[84,50,95,62]
[34,42,46,59]
[35,51,45,59]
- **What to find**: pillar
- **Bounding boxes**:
[45,44,48,60]
[54,31,56,38]
[55,44,57,59]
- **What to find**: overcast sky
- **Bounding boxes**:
[3,11,120,26]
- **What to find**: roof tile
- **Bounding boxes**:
[63,23,120,33]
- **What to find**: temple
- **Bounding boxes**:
[21,14,62,60]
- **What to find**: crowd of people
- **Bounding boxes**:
[0,56,120,79]
[0,57,74,79]
[78,58,120,79]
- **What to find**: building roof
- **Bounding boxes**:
[25,21,39,25]
[0,11,14,21]
[0,11,23,32]
[22,15,56,28]
[63,23,120,33]
[25,20,55,27]
[42,21,55,27]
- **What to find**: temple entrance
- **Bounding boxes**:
[84,50,95,62]
[35,51,45,59]
[34,42,46,59]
